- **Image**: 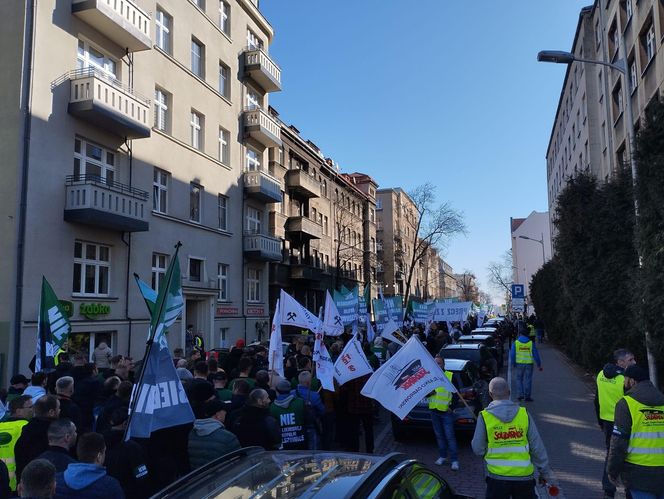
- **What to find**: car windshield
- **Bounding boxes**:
[440,349,480,363]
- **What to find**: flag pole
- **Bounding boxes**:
[124,241,182,441]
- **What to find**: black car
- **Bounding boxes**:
[151,448,474,498]
[439,344,498,380]
[391,359,489,441]
[459,332,503,367]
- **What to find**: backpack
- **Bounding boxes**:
[295,388,322,434]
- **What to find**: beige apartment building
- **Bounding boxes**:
[0,0,281,380]
[546,0,664,233]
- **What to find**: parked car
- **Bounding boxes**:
[460,332,503,367]
[439,344,498,380]
[151,447,475,498]
[391,358,489,441]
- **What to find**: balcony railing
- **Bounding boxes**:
[64,174,148,232]
[243,107,282,148]
[72,0,151,52]
[290,261,323,280]
[244,170,282,203]
[285,169,320,198]
[65,67,151,139]
[182,277,218,290]
[243,232,282,262]
[243,48,281,93]
[286,216,322,240]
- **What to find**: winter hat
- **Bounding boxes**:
[624,365,649,383]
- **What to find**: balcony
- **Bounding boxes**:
[244,170,282,203]
[181,277,218,291]
[242,48,281,93]
[243,108,282,148]
[290,263,323,281]
[285,216,322,240]
[285,169,320,199]
[64,174,149,232]
[269,212,287,239]
[66,68,151,139]
[244,233,282,262]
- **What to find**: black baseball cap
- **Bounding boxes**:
[10,374,28,385]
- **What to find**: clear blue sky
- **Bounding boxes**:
[261,0,588,302]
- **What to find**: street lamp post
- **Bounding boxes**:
[538,46,658,385]
[519,233,546,266]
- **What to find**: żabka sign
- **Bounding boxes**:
[79,303,111,319]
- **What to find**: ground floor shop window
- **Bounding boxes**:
[67,331,115,362]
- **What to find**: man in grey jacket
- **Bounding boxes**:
[188,400,240,470]
[472,377,551,499]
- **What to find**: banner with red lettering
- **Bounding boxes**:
[333,332,373,386]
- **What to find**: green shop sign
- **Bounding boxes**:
[59,300,74,318]
[79,302,111,319]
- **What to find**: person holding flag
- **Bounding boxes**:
[429,355,459,470]
[35,277,71,373]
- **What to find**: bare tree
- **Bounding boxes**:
[403,183,466,310]
[478,290,493,305]
[457,271,479,303]
[487,249,513,297]
[333,202,364,289]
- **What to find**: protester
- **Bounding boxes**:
[607,365,664,498]
[472,377,551,498]
[510,322,542,401]
[188,400,240,469]
[371,338,387,365]
[0,460,8,499]
[71,364,103,432]
[228,358,255,390]
[18,459,56,499]
[23,373,48,403]
[229,389,280,450]
[428,356,458,470]
[0,396,32,491]
[54,432,125,499]
[342,373,375,454]
[54,378,81,432]
[92,343,113,372]
[206,358,220,383]
[223,339,245,375]
[229,379,250,412]
[293,371,325,450]
[96,381,131,435]
[212,372,231,401]
[595,348,635,499]
[172,348,184,368]
[6,375,29,405]
[36,419,77,472]
[269,380,306,450]
[254,370,276,402]
[15,395,60,482]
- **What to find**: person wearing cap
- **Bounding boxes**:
[189,399,240,470]
[607,365,664,498]
[6,375,29,405]
[269,380,306,450]
[212,372,232,401]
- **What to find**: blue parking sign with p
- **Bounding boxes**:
[512,284,525,299]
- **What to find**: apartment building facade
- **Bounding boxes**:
[0,0,281,379]
[546,0,664,234]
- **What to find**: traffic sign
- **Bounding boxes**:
[511,284,525,299]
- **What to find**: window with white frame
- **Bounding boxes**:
[151,252,168,290]
[191,38,205,78]
[626,0,633,21]
[154,87,170,132]
[73,241,110,296]
[189,258,203,282]
[190,111,203,150]
[153,167,169,213]
[190,183,202,222]
[77,40,116,78]
[245,88,261,110]
[192,0,205,10]
[218,62,230,98]
[219,1,230,35]
[629,58,638,92]
[641,21,656,65]
[218,263,229,301]
[218,194,228,230]
[155,8,172,53]
[74,138,116,183]
[218,127,230,165]
[246,206,262,233]
[246,268,261,302]
[247,29,262,50]
[245,147,261,171]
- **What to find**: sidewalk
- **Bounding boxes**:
[511,342,626,499]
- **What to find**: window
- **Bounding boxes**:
[629,57,638,92]
[154,88,170,132]
[153,168,169,213]
[613,81,624,119]
[218,263,229,301]
[155,8,172,53]
[191,38,205,78]
[595,19,601,48]
[245,88,261,110]
[246,269,261,302]
[189,258,203,282]
[245,147,261,171]
[77,40,116,78]
[218,127,230,165]
[74,138,115,182]
[151,253,168,291]
[626,0,633,20]
[324,216,328,235]
[73,241,110,296]
[312,207,317,222]
[641,21,656,66]
[190,111,203,150]
[376,198,382,210]
[190,183,202,222]
[247,29,262,50]
[219,1,230,35]
[246,206,262,233]
[218,62,230,98]
[218,194,228,231]
[601,121,607,151]
[192,0,205,10]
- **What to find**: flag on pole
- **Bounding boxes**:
[322,291,344,336]
[361,336,456,419]
[268,299,284,377]
[134,274,157,317]
[36,277,71,373]
[380,318,407,345]
[313,309,335,391]
[279,290,320,331]
[333,328,373,385]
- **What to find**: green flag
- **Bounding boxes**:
[148,245,183,347]
[36,277,71,372]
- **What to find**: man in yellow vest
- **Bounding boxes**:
[509,322,542,402]
[594,348,635,499]
[472,377,551,499]
[0,395,33,492]
[428,355,459,470]
[607,365,664,498]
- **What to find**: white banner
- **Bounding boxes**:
[380,318,408,345]
[334,332,373,385]
[268,299,284,377]
[323,290,344,336]
[366,313,376,344]
[315,342,335,391]
[361,336,456,420]
[280,290,321,331]
[434,301,473,323]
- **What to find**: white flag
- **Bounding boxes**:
[381,318,407,345]
[366,313,375,344]
[268,299,284,377]
[315,341,335,391]
[334,330,373,385]
[280,290,320,331]
[323,290,344,336]
[361,336,456,420]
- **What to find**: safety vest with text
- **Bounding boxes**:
[0,419,29,491]
[624,395,664,467]
[482,407,534,477]
[270,398,306,450]
[515,340,534,364]
[596,370,624,422]
[428,371,455,412]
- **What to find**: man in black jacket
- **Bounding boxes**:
[229,389,280,450]
[55,377,82,432]
[37,419,77,472]
[15,395,60,482]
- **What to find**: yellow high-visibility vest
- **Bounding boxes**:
[0,419,29,491]
[596,370,624,422]
[515,340,534,364]
[428,371,454,412]
[624,395,664,467]
[482,407,534,477]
